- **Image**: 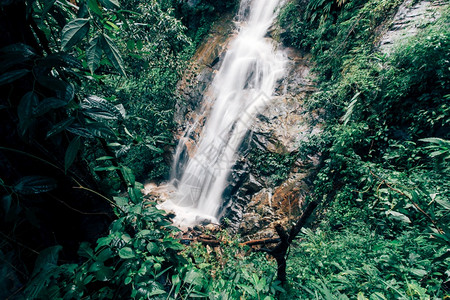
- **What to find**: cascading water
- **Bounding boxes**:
[161,0,287,227]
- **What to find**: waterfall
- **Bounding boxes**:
[162,0,287,227]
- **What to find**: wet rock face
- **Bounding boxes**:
[237,173,310,237]
[175,14,236,128]
[219,48,321,237]
[378,0,446,53]
[228,0,449,238]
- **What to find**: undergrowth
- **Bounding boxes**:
[279,0,450,298]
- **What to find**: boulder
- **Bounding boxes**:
[237,173,311,239]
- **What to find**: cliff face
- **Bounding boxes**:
[378,0,447,53]
[221,50,320,238]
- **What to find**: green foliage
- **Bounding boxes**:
[24,180,286,298]
[2,0,449,298]
[280,0,403,80]
[72,0,196,182]
[279,0,450,298]
[25,184,188,298]
[1,1,282,298]
[166,0,239,45]
[248,149,298,185]
[0,0,193,297]
[420,137,450,171]
[287,222,448,299]
[180,230,285,299]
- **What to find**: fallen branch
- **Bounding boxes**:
[180,236,282,247]
[197,238,220,246]
[240,238,281,247]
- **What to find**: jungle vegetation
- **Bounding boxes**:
[0,0,448,298]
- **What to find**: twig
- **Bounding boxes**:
[240,238,281,247]
[0,231,39,255]
[48,194,111,216]
[72,185,125,214]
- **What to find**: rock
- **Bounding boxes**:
[193,225,203,231]
[175,14,236,125]
[242,174,263,194]
[239,212,262,236]
[271,173,308,216]
[219,46,320,235]
[378,0,446,54]
[204,223,219,232]
[237,173,311,240]
[247,189,272,215]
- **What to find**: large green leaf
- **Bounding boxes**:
[61,18,90,51]
[78,241,94,259]
[101,34,126,76]
[88,0,103,16]
[0,56,30,73]
[37,53,82,69]
[0,43,37,59]
[1,195,12,218]
[135,283,167,298]
[184,269,204,286]
[93,166,120,171]
[35,97,67,116]
[96,248,113,262]
[17,91,39,136]
[96,156,114,161]
[120,166,135,186]
[82,108,118,121]
[62,83,75,102]
[386,210,411,224]
[87,36,103,74]
[65,136,81,172]
[14,176,57,195]
[99,0,120,9]
[0,69,29,85]
[31,245,62,277]
[146,242,159,255]
[36,76,70,100]
[41,0,56,17]
[46,117,75,138]
[25,245,63,299]
[127,187,141,204]
[81,95,123,120]
[0,44,36,73]
[436,198,450,210]
[67,124,95,138]
[86,122,116,139]
[96,266,113,281]
[118,247,135,259]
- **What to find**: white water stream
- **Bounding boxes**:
[160,0,287,227]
